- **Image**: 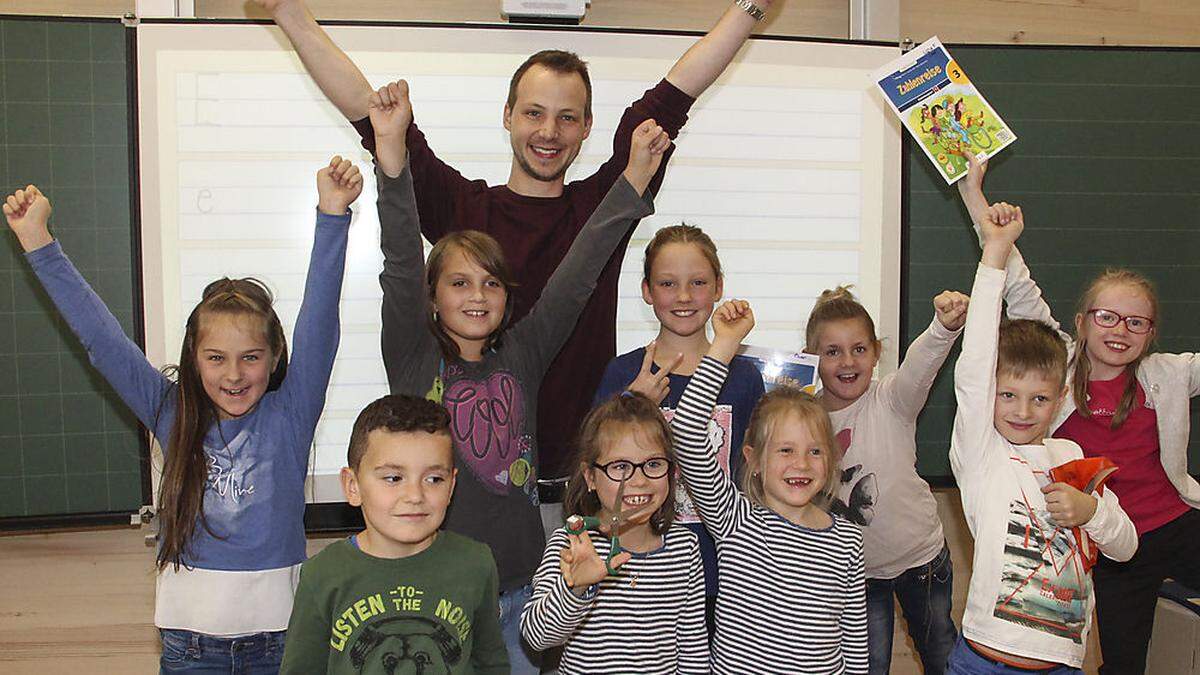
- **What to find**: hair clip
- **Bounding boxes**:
[620,390,636,399]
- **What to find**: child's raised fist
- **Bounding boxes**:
[712,299,755,345]
[933,290,969,331]
[316,156,363,215]
[622,118,670,196]
[981,201,1024,246]
[368,80,413,139]
[3,185,53,252]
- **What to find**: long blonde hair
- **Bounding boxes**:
[1069,269,1158,428]
[740,387,840,511]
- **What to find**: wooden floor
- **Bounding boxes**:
[0,490,1100,674]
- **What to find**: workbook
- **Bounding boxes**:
[873,36,1017,184]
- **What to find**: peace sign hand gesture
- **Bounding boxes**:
[626,341,684,405]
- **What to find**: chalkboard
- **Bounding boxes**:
[905,45,1200,479]
[0,16,146,521]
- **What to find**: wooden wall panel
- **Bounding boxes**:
[214,0,849,39]
[902,0,1200,46]
[0,0,132,15]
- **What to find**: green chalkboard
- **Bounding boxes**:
[0,17,146,520]
[905,45,1200,479]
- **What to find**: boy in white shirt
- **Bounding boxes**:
[950,201,1137,673]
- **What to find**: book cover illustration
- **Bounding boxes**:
[737,346,819,393]
[872,36,1016,184]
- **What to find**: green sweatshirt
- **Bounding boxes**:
[281,532,508,674]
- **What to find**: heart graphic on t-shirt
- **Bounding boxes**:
[836,428,853,459]
[442,370,527,495]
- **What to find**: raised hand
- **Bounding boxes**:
[981,201,1024,246]
[708,299,754,363]
[627,341,684,405]
[559,531,631,596]
[957,152,988,198]
[979,200,1023,270]
[3,185,53,252]
[933,290,970,331]
[369,80,413,177]
[622,118,670,196]
[316,155,363,215]
[1041,482,1098,528]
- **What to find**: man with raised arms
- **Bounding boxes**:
[255,0,773,488]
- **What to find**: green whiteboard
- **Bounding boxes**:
[0,16,146,520]
[906,45,1200,479]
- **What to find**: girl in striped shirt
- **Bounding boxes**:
[520,392,708,674]
[673,300,869,674]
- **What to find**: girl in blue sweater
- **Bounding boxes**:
[4,157,361,673]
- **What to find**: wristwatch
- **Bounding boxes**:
[734,0,766,22]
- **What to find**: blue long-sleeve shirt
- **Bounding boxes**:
[25,211,350,634]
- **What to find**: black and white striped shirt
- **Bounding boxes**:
[673,357,869,674]
[520,525,709,674]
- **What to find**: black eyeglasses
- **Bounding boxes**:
[592,458,672,481]
[1087,308,1154,335]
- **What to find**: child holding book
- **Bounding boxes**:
[959,155,1200,675]
[949,199,1135,672]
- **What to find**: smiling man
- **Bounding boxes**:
[257,1,773,492]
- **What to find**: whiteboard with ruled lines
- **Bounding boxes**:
[136,23,901,503]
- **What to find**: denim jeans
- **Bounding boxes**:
[499,583,541,674]
[947,636,1080,674]
[866,542,957,675]
[159,629,285,674]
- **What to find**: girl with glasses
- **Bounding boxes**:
[958,156,1200,675]
[521,392,708,674]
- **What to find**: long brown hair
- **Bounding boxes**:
[156,278,286,571]
[741,387,840,512]
[425,231,517,360]
[563,393,677,536]
[1069,269,1159,428]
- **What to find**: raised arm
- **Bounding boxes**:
[254,0,372,121]
[665,0,774,98]
[6,186,173,432]
[879,290,967,421]
[950,203,1023,486]
[278,157,358,428]
[676,538,711,674]
[671,300,756,539]
[839,532,869,674]
[373,98,437,375]
[957,156,1069,341]
[511,120,665,367]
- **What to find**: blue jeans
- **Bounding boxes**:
[499,583,540,674]
[159,629,285,674]
[867,543,957,675]
[947,636,1080,674]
